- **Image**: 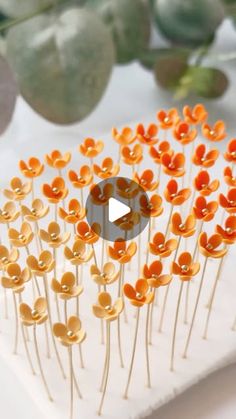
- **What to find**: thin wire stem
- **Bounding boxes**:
[12,292,19,355]
[170,281,184,372]
[69,347,74,419]
[98,321,111,416]
[145,303,151,387]
[124,308,140,399]
[33,324,53,401]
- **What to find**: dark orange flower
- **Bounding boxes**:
[140,194,163,218]
[58,199,86,224]
[219,188,236,214]
[224,166,236,187]
[76,221,101,244]
[68,165,93,189]
[192,144,219,168]
[19,157,44,178]
[216,215,236,245]
[199,232,227,259]
[142,260,172,288]
[193,196,218,222]
[45,150,71,169]
[224,139,236,163]
[108,239,137,264]
[149,232,177,258]
[157,108,179,129]
[116,177,139,200]
[194,170,220,196]
[123,279,154,307]
[149,141,172,164]
[112,126,135,145]
[171,252,200,281]
[164,179,191,205]
[121,144,143,165]
[183,104,208,125]
[90,183,113,205]
[136,123,158,146]
[42,177,68,204]
[173,121,197,145]
[202,121,226,142]
[133,169,158,191]
[114,211,140,231]
[162,152,185,177]
[171,212,196,237]
[93,157,120,179]
[79,138,104,158]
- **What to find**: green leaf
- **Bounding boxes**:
[6,8,115,125]
[0,0,53,17]
[186,66,229,98]
[139,47,190,70]
[0,54,17,134]
[154,53,188,90]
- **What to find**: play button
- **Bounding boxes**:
[85,177,150,242]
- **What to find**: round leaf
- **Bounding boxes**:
[0,54,17,135]
[6,8,115,125]
[139,47,189,71]
[154,53,188,90]
[187,66,229,98]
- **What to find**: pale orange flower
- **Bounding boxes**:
[79,138,104,158]
[108,239,137,264]
[58,199,86,224]
[193,196,218,222]
[142,260,172,288]
[162,152,185,177]
[199,232,227,259]
[114,211,140,232]
[64,239,93,265]
[202,121,226,142]
[68,166,93,188]
[157,108,179,129]
[20,297,48,326]
[0,202,20,224]
[219,188,236,213]
[121,144,143,165]
[149,232,177,258]
[0,245,19,270]
[45,150,71,169]
[27,250,55,276]
[173,121,197,145]
[51,272,83,300]
[53,316,86,347]
[136,123,158,146]
[1,263,31,293]
[164,179,191,205]
[90,262,119,286]
[192,144,219,168]
[140,193,163,218]
[39,222,70,248]
[224,166,236,187]
[93,292,123,322]
[171,212,196,237]
[21,199,49,222]
[112,126,135,145]
[4,177,32,201]
[216,215,236,245]
[171,252,200,281]
[149,141,172,164]
[194,170,220,196]
[116,177,139,199]
[42,177,68,204]
[93,157,120,179]
[224,139,236,163]
[183,104,208,124]
[123,279,154,307]
[76,221,100,244]
[133,169,158,191]
[90,182,113,205]
[8,222,34,248]
[19,157,44,178]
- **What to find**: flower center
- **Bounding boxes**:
[151,274,158,279]
[52,187,59,194]
[158,243,165,251]
[62,285,69,292]
[12,275,20,283]
[206,243,213,250]
[31,208,37,216]
[136,292,143,300]
[69,210,76,215]
[168,163,175,170]
[19,234,26,242]
[118,249,125,256]
[87,146,93,152]
[102,167,108,172]
[179,223,185,231]
[202,208,208,215]
[229,200,236,206]
[38,261,45,269]
[84,231,91,238]
[50,233,58,241]
[67,330,75,338]
[129,151,135,157]
[14,187,22,194]
[73,251,81,257]
[181,264,189,273]
[201,157,206,162]
[31,309,39,319]
[231,151,236,158]
[170,193,177,198]
[209,130,215,137]
[1,256,8,264]
[1,210,9,219]
[164,117,169,124]
[226,227,233,235]
[105,305,112,313]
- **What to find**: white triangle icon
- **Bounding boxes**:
[108,197,131,223]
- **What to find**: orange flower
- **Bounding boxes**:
[183,104,208,125]
[93,157,120,179]
[171,252,200,281]
[20,298,48,326]
[202,120,226,142]
[45,150,71,169]
[224,138,236,163]
[194,170,220,196]
[140,193,163,218]
[68,166,93,188]
[19,157,44,178]
[123,279,154,307]
[21,199,49,222]
[4,177,32,201]
[58,199,86,224]
[39,222,70,248]
[51,272,83,300]
[121,144,143,165]
[112,126,135,145]
[53,316,86,347]
[42,177,68,204]
[199,232,227,259]
[116,177,139,200]
[133,169,158,191]
[1,263,31,293]
[173,121,197,145]
[108,239,137,264]
[64,240,93,265]
[192,144,219,168]
[90,182,113,205]
[27,250,55,276]
[90,262,119,286]
[157,108,179,129]
[162,152,185,177]
[149,141,172,164]
[193,196,218,222]
[8,222,34,248]
[93,292,123,322]
[164,179,191,205]
[171,212,196,237]
[79,138,104,158]
[0,202,20,224]
[219,188,236,213]
[76,221,100,244]
[224,166,236,187]
[216,215,236,245]
[114,211,140,232]
[142,260,172,288]
[135,123,158,146]
[149,232,177,258]
[0,245,19,270]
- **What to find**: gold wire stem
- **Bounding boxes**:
[64,300,68,323]
[170,280,184,372]
[123,308,140,399]
[12,292,19,355]
[33,324,53,401]
[98,321,111,416]
[203,256,225,340]
[21,323,36,374]
[99,335,109,392]
[145,219,151,265]
[44,322,51,359]
[68,346,74,419]
[72,367,83,399]
[55,203,58,223]
[78,343,85,369]
[145,303,152,387]
[43,275,66,379]
[75,265,79,317]
[138,226,141,276]
[32,178,35,201]
[164,204,174,239]
[3,288,8,319]
[117,315,124,368]
[53,248,61,322]
[183,257,208,359]
[36,221,43,252]
[148,289,156,345]
[25,245,41,296]
[92,244,98,268]
[80,263,83,286]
